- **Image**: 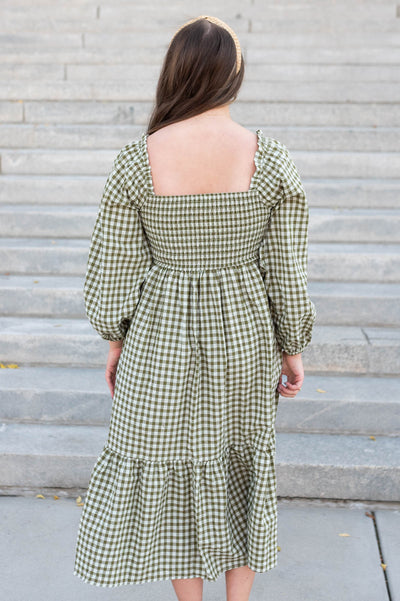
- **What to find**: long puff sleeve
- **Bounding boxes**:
[83,146,153,341]
[258,141,317,355]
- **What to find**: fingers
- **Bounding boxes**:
[277,380,302,398]
[278,388,300,398]
[105,350,120,399]
[278,388,299,396]
[105,371,115,398]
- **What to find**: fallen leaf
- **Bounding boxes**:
[36,494,45,499]
[77,502,84,506]
[6,363,19,369]
[33,280,39,284]
[277,546,281,552]
[0,364,6,369]
[381,563,387,570]
[76,495,82,503]
[369,435,376,441]
[338,533,350,537]
[53,495,59,500]
[316,388,326,393]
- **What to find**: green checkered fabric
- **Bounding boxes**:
[73,128,317,586]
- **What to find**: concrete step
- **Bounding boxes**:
[0,422,398,500]
[0,366,112,427]
[0,238,88,276]
[3,45,400,66]
[1,238,399,282]
[1,204,399,243]
[2,44,398,71]
[250,15,400,36]
[0,275,85,318]
[1,175,399,209]
[0,32,83,50]
[2,99,400,127]
[1,1,396,11]
[1,276,399,327]
[310,208,400,243]
[274,128,400,153]
[62,63,400,83]
[0,175,104,206]
[0,317,399,375]
[0,64,65,81]
[0,204,96,238]
[2,124,400,153]
[2,79,400,103]
[0,12,249,38]
[2,15,400,50]
[308,281,400,327]
[232,102,400,128]
[0,367,398,436]
[3,18,400,48]
[72,78,399,107]
[1,2,397,33]
[0,316,105,368]
[307,243,400,283]
[1,101,23,122]
[2,147,400,178]
[274,431,400,501]
[0,7,390,52]
[246,47,400,65]
[306,325,400,375]
[55,12,400,40]
[0,149,116,175]
[277,374,400,437]
[1,4,97,22]
[0,124,143,150]
[305,179,400,209]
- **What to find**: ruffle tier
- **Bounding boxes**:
[74,427,278,586]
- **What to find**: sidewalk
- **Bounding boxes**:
[1,496,398,601]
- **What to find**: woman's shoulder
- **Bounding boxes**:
[103,134,150,209]
[257,130,306,202]
[112,134,147,169]
[252,130,296,204]
[257,129,291,163]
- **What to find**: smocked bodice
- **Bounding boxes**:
[139,192,269,270]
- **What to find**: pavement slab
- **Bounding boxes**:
[0,496,391,601]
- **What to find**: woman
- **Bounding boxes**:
[74,15,316,601]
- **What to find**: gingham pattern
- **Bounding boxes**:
[74,129,316,586]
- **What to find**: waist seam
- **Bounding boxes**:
[152,253,259,272]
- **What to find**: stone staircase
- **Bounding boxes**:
[0,0,399,501]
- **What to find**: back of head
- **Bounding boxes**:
[147,15,245,135]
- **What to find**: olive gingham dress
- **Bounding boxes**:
[73,128,317,586]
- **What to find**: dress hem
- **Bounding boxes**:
[73,556,278,587]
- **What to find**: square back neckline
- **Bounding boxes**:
[142,128,263,200]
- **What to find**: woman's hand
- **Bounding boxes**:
[277,351,304,398]
[105,340,124,398]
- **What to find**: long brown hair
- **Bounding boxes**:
[147,17,245,135]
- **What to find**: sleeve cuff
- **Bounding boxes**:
[100,333,125,342]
